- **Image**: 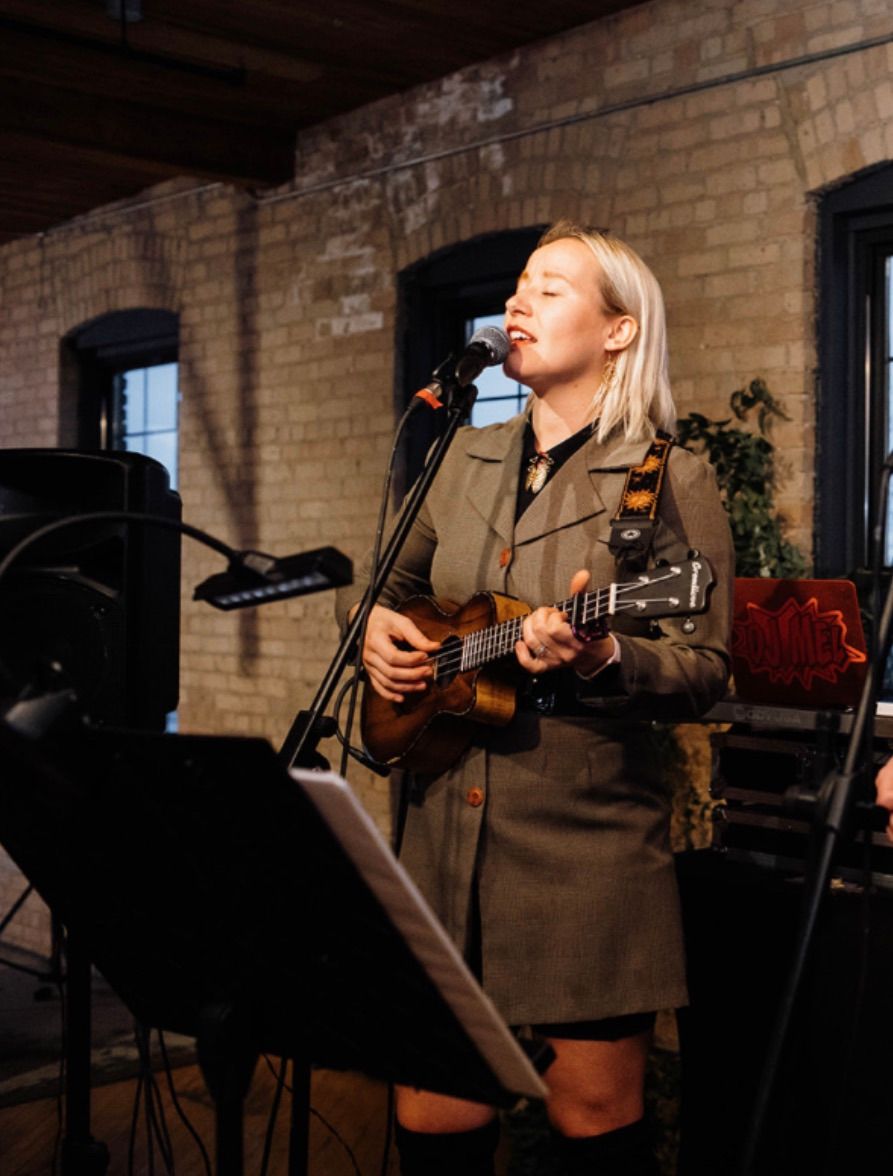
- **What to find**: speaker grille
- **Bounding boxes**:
[0,449,181,730]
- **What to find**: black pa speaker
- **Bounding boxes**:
[0,449,181,731]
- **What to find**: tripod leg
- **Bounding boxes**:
[288,1059,311,1176]
[61,926,109,1176]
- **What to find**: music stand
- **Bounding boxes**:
[0,722,547,1175]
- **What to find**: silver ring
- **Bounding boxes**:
[536,643,547,658]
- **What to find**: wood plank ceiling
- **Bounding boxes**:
[0,0,643,245]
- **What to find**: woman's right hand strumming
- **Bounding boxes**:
[352,603,440,703]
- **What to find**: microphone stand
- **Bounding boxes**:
[276,377,479,1176]
[736,461,893,1175]
[278,377,478,771]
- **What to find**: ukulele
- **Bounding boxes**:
[361,556,714,773]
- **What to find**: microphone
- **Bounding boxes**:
[412,325,511,410]
[455,325,510,387]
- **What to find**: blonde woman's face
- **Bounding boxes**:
[503,238,626,397]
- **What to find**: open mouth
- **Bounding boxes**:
[507,327,534,343]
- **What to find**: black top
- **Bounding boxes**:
[515,417,597,521]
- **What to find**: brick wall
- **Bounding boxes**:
[0,0,891,953]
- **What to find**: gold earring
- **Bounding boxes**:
[601,353,618,395]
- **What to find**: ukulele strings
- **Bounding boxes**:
[426,568,685,677]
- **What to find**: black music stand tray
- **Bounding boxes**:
[0,722,547,1175]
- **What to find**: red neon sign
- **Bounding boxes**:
[732,596,866,691]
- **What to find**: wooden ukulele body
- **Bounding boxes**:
[359,555,713,773]
[361,591,531,773]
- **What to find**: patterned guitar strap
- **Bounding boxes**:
[607,430,675,573]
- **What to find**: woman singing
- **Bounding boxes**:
[338,221,734,1175]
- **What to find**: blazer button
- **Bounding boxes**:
[466,787,484,808]
[499,546,512,569]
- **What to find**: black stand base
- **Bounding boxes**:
[60,1138,111,1176]
[196,1003,259,1176]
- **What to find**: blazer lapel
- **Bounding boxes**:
[510,430,658,543]
[463,414,526,545]
[513,429,655,545]
[461,418,658,547]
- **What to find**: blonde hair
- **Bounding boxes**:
[537,220,676,443]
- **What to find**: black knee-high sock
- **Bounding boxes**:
[395,1119,500,1176]
[553,1118,659,1175]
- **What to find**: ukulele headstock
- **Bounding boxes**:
[619,555,714,618]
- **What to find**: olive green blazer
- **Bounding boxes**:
[337,413,734,1023]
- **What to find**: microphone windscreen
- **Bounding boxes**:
[468,325,510,365]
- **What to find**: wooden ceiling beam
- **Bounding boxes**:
[0,0,643,241]
[0,2,326,84]
[0,14,437,124]
[0,133,209,240]
[0,77,295,186]
[0,21,317,128]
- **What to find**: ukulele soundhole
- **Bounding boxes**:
[434,634,463,686]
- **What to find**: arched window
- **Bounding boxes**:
[817,165,893,576]
[396,228,543,494]
[65,309,180,487]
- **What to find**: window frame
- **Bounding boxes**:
[67,309,179,454]
[395,228,544,496]
[817,166,893,576]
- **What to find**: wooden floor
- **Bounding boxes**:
[0,1060,426,1176]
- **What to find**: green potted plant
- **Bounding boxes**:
[676,377,807,579]
[670,378,808,851]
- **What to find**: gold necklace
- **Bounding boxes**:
[524,450,554,493]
